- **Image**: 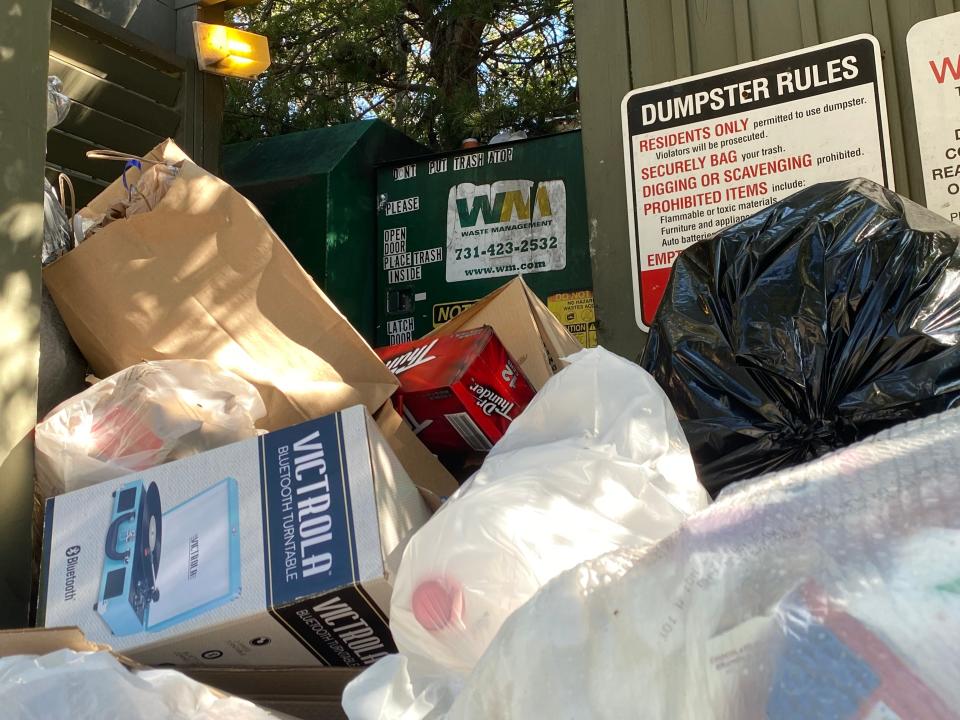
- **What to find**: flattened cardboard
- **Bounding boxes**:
[426,277,581,389]
[0,626,101,657]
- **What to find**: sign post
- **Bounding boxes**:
[907,12,960,222]
[622,35,893,330]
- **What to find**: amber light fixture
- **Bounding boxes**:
[192,21,271,80]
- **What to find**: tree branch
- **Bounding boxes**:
[479,15,551,59]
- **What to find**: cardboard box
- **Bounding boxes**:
[39,405,431,669]
[426,276,583,390]
[377,327,536,454]
[186,664,357,720]
[0,627,356,720]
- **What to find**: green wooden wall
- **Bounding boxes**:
[0,0,52,628]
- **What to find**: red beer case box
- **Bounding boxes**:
[376,327,535,454]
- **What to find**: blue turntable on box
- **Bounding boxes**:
[95,480,162,636]
[95,477,241,636]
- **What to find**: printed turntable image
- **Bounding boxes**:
[95,477,241,636]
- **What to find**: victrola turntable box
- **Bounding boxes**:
[376,327,536,453]
[39,405,431,669]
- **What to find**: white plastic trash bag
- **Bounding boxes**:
[344,347,709,718]
[35,360,266,497]
[439,409,960,720]
[0,649,291,719]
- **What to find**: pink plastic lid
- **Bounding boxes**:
[412,578,464,631]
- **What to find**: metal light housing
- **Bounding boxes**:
[192,21,271,80]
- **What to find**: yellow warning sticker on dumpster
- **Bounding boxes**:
[548,290,597,348]
[432,300,477,327]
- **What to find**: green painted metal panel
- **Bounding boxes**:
[50,21,181,105]
[46,129,130,184]
[56,103,165,156]
[374,131,592,347]
[49,57,182,138]
[221,120,428,342]
[577,0,960,358]
[574,0,635,360]
[0,0,52,629]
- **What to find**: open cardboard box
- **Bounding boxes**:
[0,626,356,719]
[425,276,582,391]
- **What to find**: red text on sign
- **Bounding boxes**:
[929,56,960,84]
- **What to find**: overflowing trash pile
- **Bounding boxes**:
[22,76,960,720]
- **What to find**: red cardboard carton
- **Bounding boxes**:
[376,327,535,454]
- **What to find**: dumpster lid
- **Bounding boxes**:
[222,119,426,185]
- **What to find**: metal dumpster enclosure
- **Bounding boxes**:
[375,131,595,347]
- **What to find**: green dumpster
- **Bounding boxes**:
[375,131,595,348]
[222,120,427,342]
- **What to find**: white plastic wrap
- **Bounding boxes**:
[46,75,70,131]
[0,649,291,720]
[35,360,266,497]
[437,409,960,719]
[43,177,72,265]
[44,76,74,264]
[345,348,709,718]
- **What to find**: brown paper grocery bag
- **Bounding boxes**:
[43,140,398,431]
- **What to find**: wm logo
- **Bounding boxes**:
[456,183,554,228]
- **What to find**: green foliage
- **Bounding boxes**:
[224,0,577,149]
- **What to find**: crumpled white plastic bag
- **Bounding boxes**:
[46,75,71,131]
[43,177,72,265]
[35,359,266,497]
[344,347,709,718]
[344,655,460,720]
[43,76,73,265]
[0,649,290,720]
[439,409,960,719]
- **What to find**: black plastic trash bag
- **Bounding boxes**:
[642,178,960,494]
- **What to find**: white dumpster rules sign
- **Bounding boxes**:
[622,35,893,330]
[908,12,960,222]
